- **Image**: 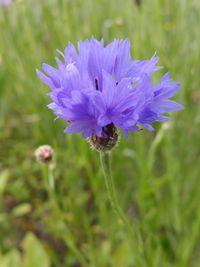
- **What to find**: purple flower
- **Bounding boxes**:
[0,0,12,6]
[37,38,183,148]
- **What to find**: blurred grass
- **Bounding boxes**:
[0,0,200,266]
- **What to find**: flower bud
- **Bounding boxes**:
[88,123,119,152]
[35,145,54,164]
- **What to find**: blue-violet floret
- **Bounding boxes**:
[37,38,183,143]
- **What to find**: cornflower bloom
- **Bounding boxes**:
[37,38,183,151]
[0,0,12,6]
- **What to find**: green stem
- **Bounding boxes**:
[42,165,56,208]
[48,165,55,192]
[42,165,88,267]
[100,152,130,227]
[100,152,145,258]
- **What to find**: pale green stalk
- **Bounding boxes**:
[42,164,88,267]
[100,152,145,260]
[100,152,129,226]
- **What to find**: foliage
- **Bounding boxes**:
[0,0,200,266]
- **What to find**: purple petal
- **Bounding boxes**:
[153,73,180,100]
[36,69,54,88]
[42,64,60,87]
[151,100,184,113]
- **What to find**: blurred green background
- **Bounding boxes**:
[0,0,200,266]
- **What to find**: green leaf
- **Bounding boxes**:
[3,249,21,267]
[22,233,50,267]
[112,241,134,267]
[12,203,32,217]
[0,170,10,197]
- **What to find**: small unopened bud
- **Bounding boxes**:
[88,123,119,152]
[35,145,54,164]
[0,0,12,7]
[162,121,172,130]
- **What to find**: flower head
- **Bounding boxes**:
[0,0,12,6]
[37,38,183,151]
[35,145,54,164]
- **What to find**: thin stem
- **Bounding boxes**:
[42,165,56,208]
[100,152,130,228]
[48,165,55,192]
[42,164,88,267]
[100,152,145,258]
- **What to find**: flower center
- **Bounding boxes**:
[89,123,119,152]
[95,78,99,91]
